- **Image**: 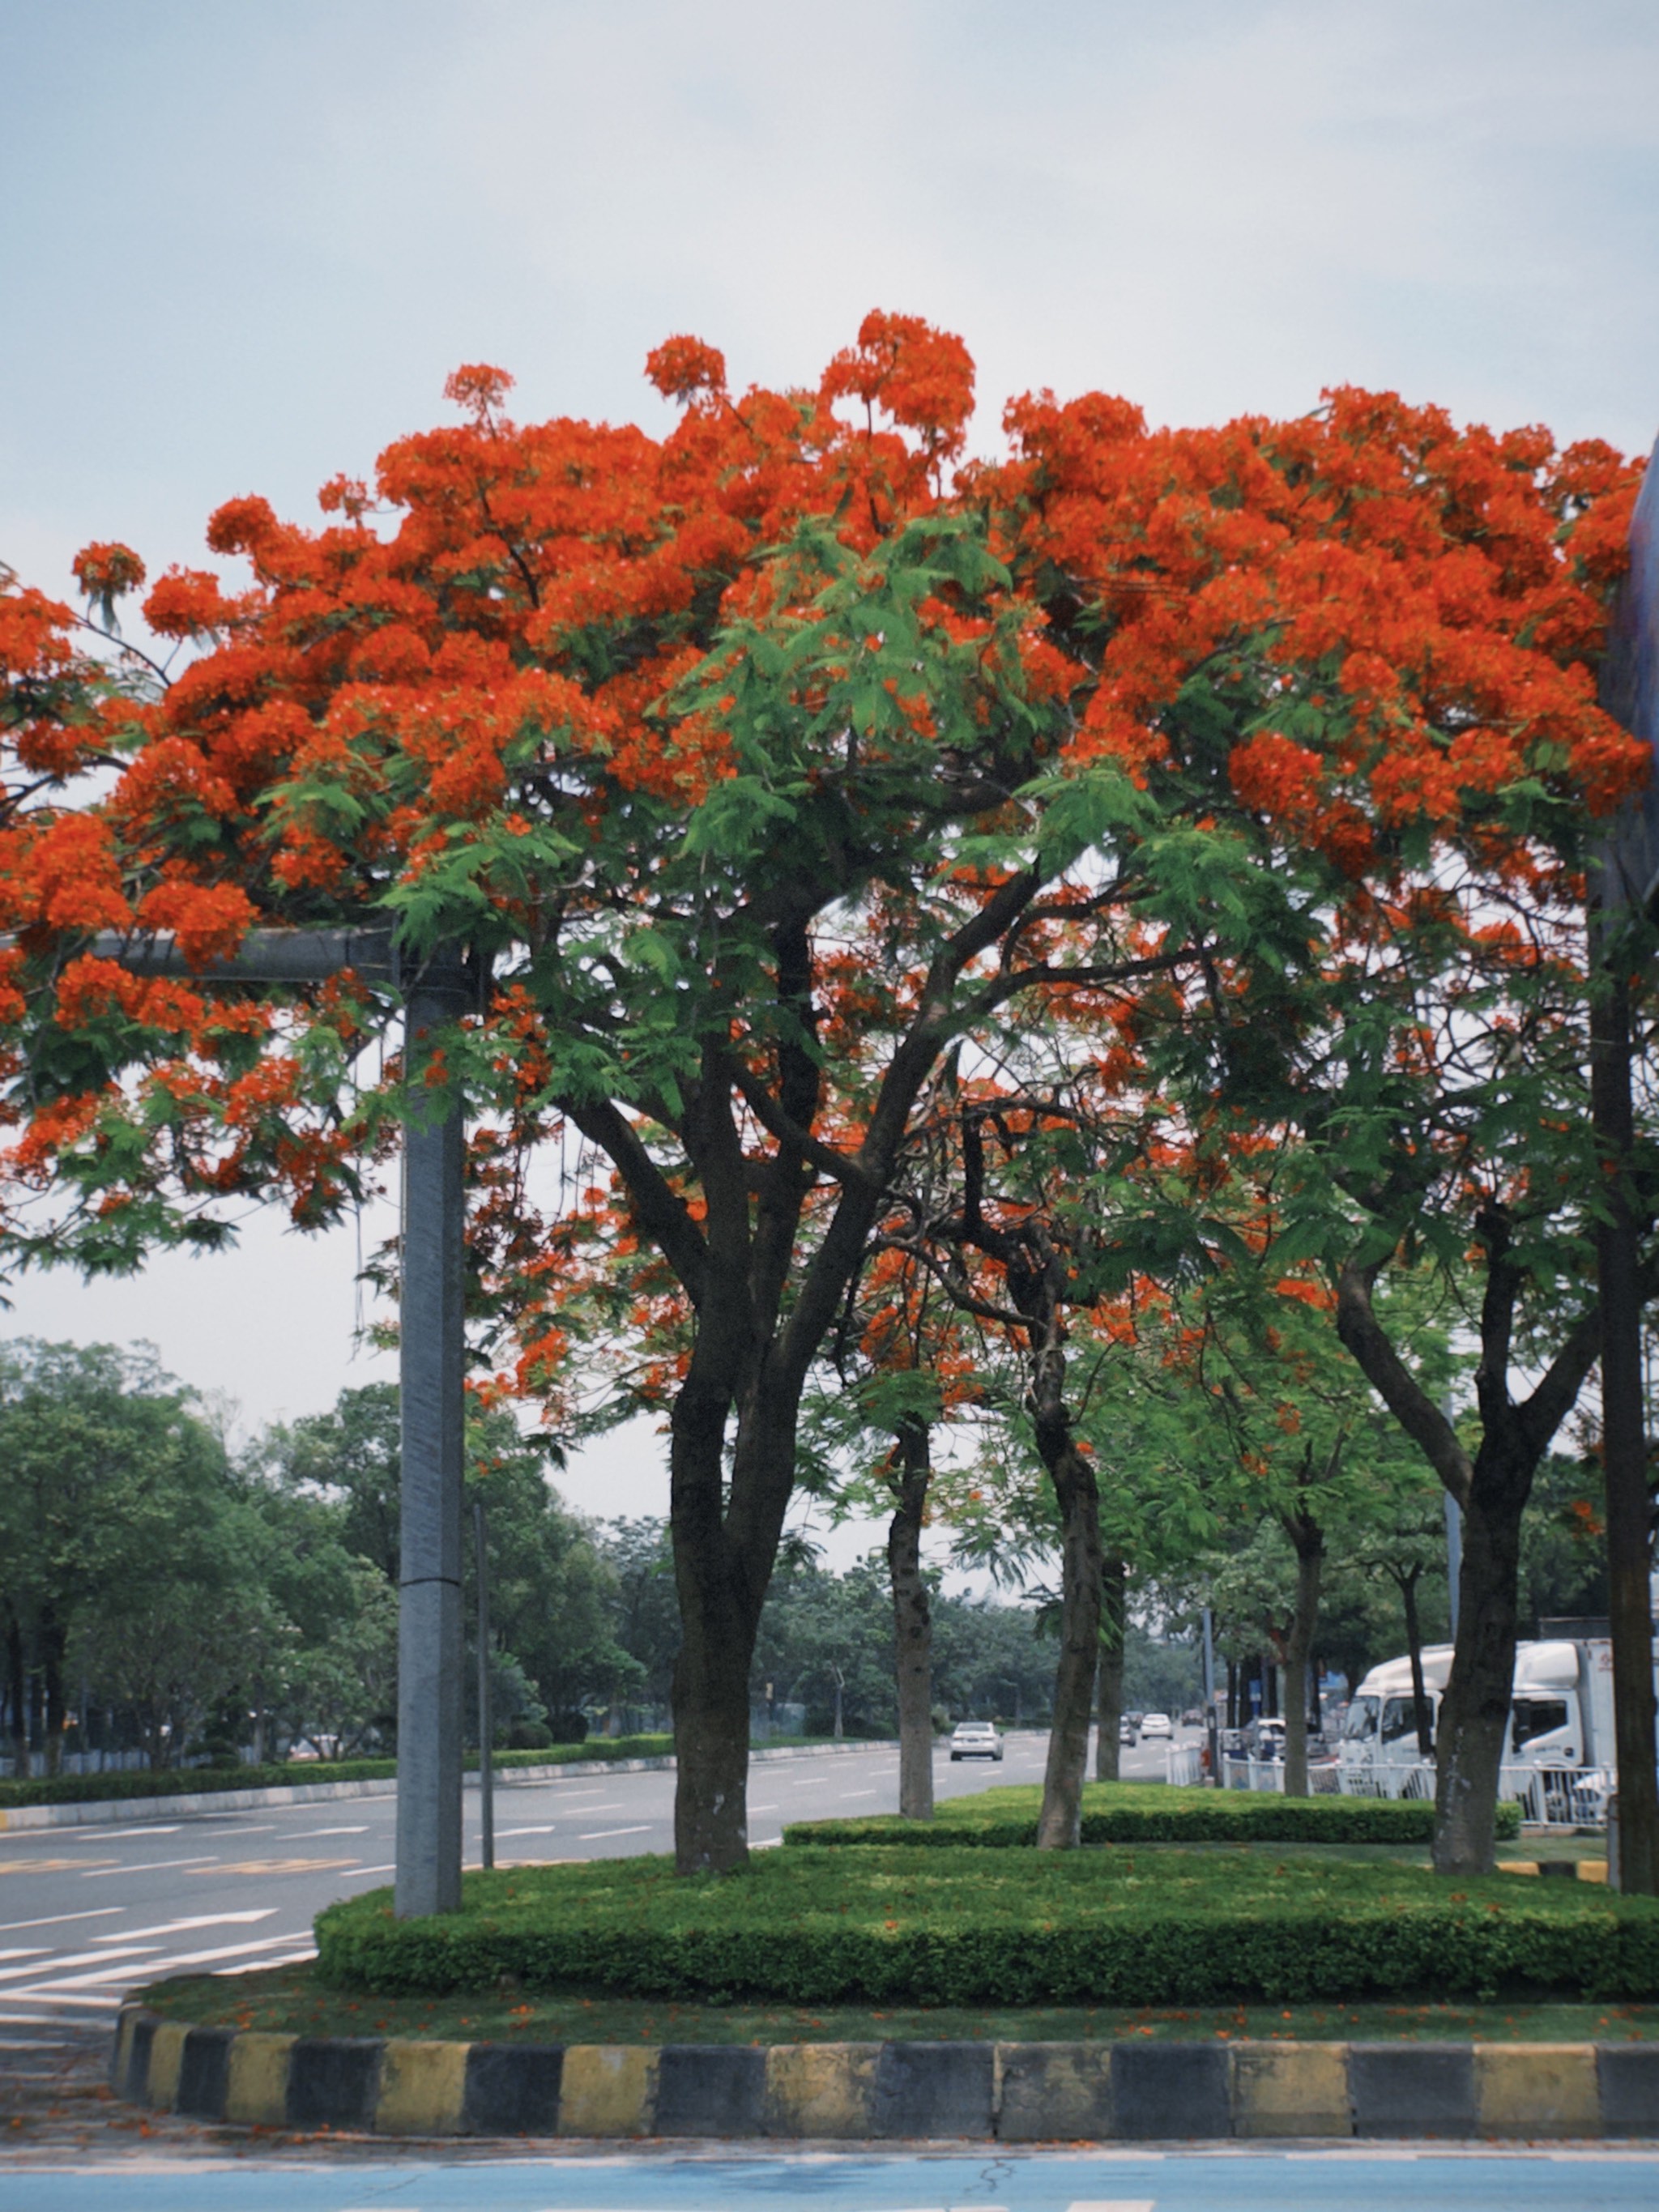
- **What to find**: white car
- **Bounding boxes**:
[1139,1712,1173,1739]
[949,1720,1004,1762]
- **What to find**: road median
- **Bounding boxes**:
[112,2002,1659,2138]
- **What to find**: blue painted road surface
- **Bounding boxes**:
[4,2150,1659,2212]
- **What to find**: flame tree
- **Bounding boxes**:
[0,318,1643,1873]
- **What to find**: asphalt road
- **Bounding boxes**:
[4,2145,1659,2210]
[0,1728,1189,2027]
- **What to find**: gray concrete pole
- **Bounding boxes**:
[394,959,470,1919]
[475,1491,494,1873]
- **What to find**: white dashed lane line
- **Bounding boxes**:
[578,1826,652,1841]
[81,1855,221,1880]
[93,1912,275,1942]
[0,1909,122,1935]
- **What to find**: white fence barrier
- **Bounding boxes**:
[1164,1744,1203,1786]
[1223,1755,1610,1828]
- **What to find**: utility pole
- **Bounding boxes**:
[92,926,472,1916]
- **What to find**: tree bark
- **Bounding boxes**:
[39,1605,66,1778]
[1037,1431,1105,1847]
[668,1366,765,1874]
[3,1613,25,1778]
[1281,1514,1324,1797]
[1393,1564,1434,1758]
[888,1417,935,1820]
[1432,1462,1529,1873]
[1094,1555,1126,1781]
[1590,940,1659,1893]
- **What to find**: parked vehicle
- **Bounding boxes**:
[1140,1712,1173,1739]
[1339,1634,1659,1792]
[1252,1716,1286,1762]
[949,1720,1004,1762]
[1119,1715,1138,1746]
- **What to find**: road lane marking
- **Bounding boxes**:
[58,1826,181,1841]
[275,1825,371,1838]
[578,1826,651,1840]
[110,1931,312,1977]
[2,1859,117,1875]
[0,1908,122,1934]
[750,1803,779,1811]
[213,1857,360,1875]
[0,1945,160,1985]
[80,1856,219,1879]
[499,1825,559,1836]
[339,1863,396,1878]
[94,1911,276,1941]
[0,1949,47,1963]
[838,1790,878,1799]
[1068,2202,1156,2210]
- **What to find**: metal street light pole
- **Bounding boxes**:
[394,950,471,1917]
[475,1491,494,1873]
[86,926,473,1917]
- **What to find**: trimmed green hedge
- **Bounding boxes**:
[786,1781,1521,1849]
[0,1734,677,1810]
[313,1845,1655,2008]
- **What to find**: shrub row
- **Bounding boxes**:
[785,1782,1520,1849]
[0,1734,677,1809]
[313,1843,1646,2009]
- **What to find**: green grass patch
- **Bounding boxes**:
[0,1736,677,1810]
[786,1781,1520,1850]
[139,1961,1659,2046]
[313,1844,1656,2010]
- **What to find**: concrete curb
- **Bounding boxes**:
[112,2006,1659,2139]
[0,1738,900,1833]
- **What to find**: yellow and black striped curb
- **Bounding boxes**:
[113,2006,1659,2138]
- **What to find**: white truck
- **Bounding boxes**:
[1337,1630,1658,1817]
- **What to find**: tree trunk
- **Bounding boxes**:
[669,1390,761,1874]
[1281,1515,1324,1798]
[888,1418,935,1821]
[39,1605,66,1778]
[1397,1566,1434,1758]
[1094,1556,1126,1781]
[1590,940,1659,1894]
[1433,1464,1526,1875]
[1335,1248,1600,1877]
[1037,1437,1105,1848]
[3,1613,24,1778]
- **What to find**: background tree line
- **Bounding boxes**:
[0,1339,1075,1775]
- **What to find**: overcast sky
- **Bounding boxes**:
[2,0,1657,1536]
